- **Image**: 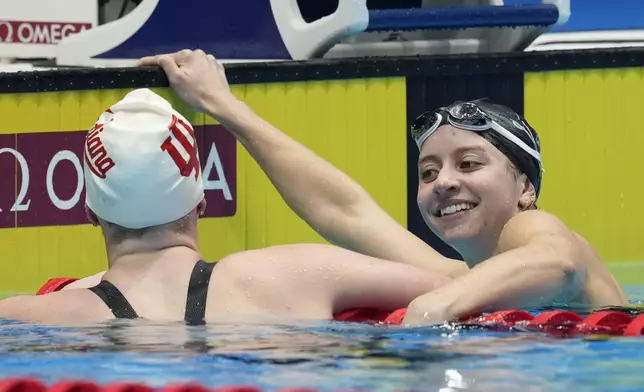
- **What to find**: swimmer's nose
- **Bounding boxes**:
[432,170,460,197]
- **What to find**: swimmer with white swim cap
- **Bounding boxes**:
[0,86,448,325]
[133,49,626,325]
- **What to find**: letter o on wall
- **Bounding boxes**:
[46,150,84,210]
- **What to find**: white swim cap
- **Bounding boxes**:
[84,88,204,229]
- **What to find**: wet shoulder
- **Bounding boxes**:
[498,209,604,266]
[497,209,578,252]
[218,243,347,265]
[0,290,113,325]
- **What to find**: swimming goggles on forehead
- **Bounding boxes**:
[411,102,542,163]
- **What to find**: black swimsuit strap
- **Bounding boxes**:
[184,260,216,325]
[89,260,216,323]
[89,280,139,319]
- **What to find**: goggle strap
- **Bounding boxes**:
[414,112,442,149]
[488,120,542,163]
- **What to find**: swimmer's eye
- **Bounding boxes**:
[420,168,438,182]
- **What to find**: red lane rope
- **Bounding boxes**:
[335,307,644,337]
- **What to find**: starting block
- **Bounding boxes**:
[54,0,571,66]
[56,0,369,66]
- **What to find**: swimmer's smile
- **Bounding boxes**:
[432,201,478,221]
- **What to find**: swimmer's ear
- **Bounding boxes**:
[85,205,100,227]
[197,198,207,217]
[517,176,536,211]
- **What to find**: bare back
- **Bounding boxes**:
[0,244,447,326]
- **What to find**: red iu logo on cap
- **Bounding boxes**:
[161,115,200,180]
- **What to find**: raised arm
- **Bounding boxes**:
[214,99,466,277]
[139,50,468,278]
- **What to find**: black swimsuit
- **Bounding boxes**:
[88,260,217,325]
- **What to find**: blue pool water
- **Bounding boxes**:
[0,286,644,391]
